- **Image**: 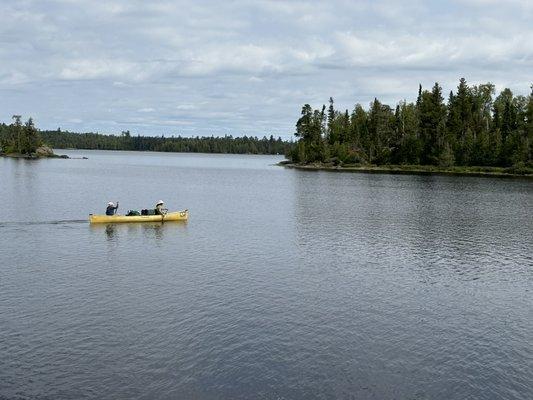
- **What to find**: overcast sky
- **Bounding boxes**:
[0,0,532,139]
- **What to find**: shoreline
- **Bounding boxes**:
[0,153,70,159]
[279,162,533,179]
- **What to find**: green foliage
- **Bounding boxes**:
[1,119,292,156]
[0,116,43,154]
[295,103,327,162]
[419,83,447,164]
[38,130,291,155]
[438,142,455,167]
[289,79,532,169]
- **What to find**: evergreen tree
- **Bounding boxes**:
[418,83,447,165]
[295,104,313,141]
[290,81,531,169]
[393,101,421,164]
[447,78,475,164]
[22,118,42,154]
[326,97,342,145]
[367,98,395,163]
[416,84,422,108]
[12,115,23,153]
[349,104,368,150]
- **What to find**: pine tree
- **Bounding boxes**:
[12,115,23,154]
[447,78,474,164]
[367,98,395,163]
[392,101,421,164]
[327,97,340,144]
[419,83,447,165]
[416,84,422,108]
[349,104,367,149]
[23,118,42,154]
[295,104,313,141]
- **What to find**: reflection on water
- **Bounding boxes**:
[105,224,117,240]
[294,171,532,282]
[90,221,188,242]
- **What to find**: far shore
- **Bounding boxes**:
[279,161,533,179]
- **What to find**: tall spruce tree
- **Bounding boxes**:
[12,115,23,154]
[23,118,42,154]
[393,101,421,164]
[419,83,447,165]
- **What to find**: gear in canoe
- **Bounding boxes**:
[90,200,187,223]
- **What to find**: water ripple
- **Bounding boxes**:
[1,154,532,400]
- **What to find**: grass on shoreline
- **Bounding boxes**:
[279,161,533,178]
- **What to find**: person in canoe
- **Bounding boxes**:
[155,200,168,215]
[106,201,119,215]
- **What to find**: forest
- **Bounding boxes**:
[0,122,291,155]
[2,78,532,169]
[0,116,42,155]
[40,130,289,155]
[289,79,533,170]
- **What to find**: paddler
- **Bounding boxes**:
[106,201,119,215]
[155,200,167,215]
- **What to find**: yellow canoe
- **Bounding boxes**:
[89,210,188,224]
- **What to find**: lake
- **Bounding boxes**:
[1,150,532,400]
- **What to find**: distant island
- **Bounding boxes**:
[0,116,69,159]
[284,79,533,177]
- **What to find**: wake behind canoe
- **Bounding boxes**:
[89,210,188,224]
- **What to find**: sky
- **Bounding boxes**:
[0,0,532,139]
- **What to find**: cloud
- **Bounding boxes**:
[0,71,29,85]
[0,0,531,139]
[458,0,532,8]
[178,44,287,76]
[333,30,533,71]
[176,104,196,110]
[60,59,144,80]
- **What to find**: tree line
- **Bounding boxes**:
[39,130,290,155]
[0,116,42,154]
[289,79,533,168]
[0,119,292,155]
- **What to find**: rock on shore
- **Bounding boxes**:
[35,145,55,157]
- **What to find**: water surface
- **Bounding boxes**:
[1,150,532,399]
